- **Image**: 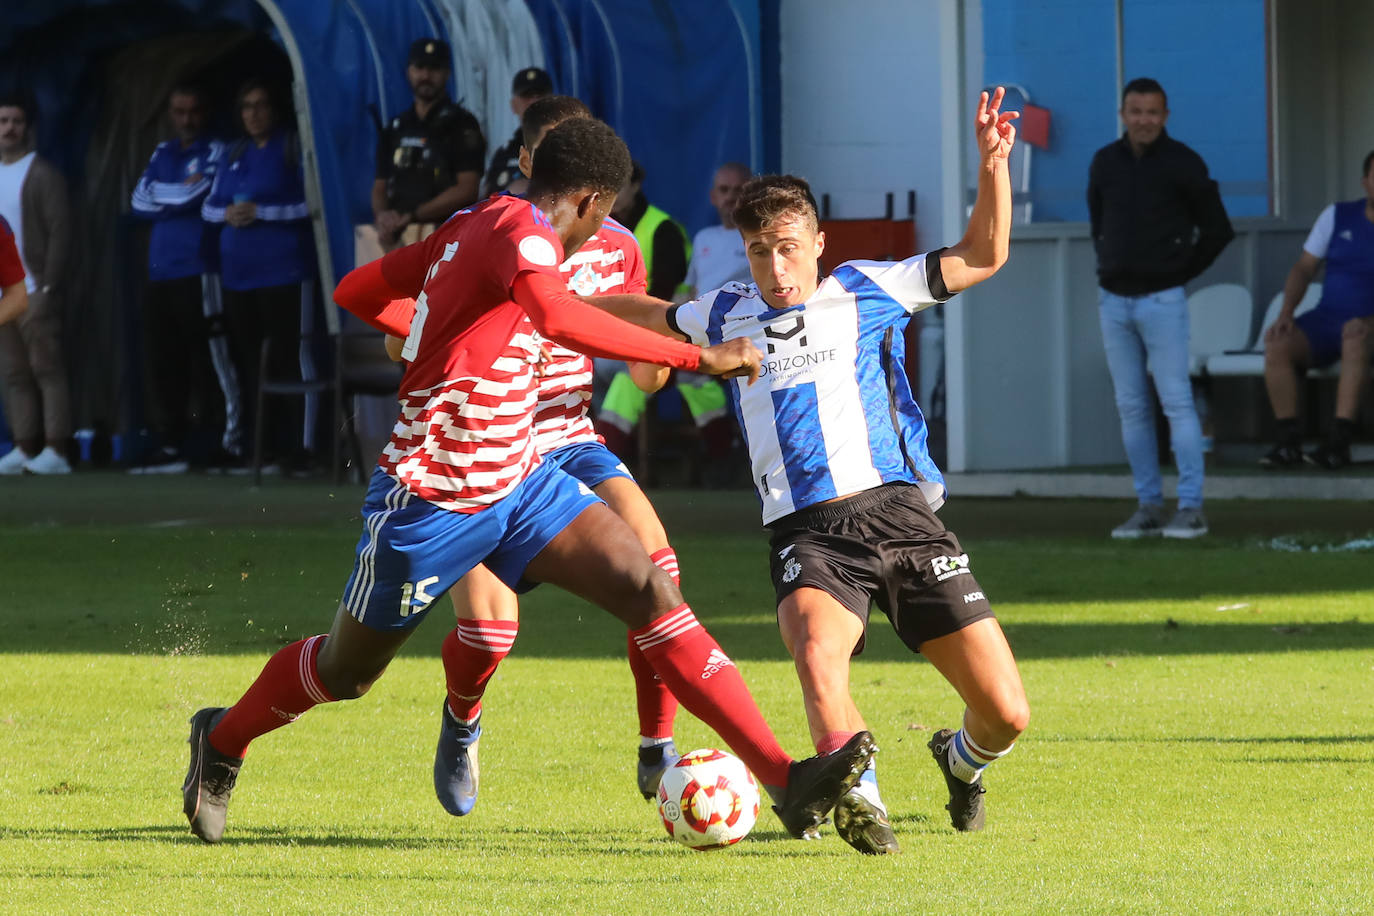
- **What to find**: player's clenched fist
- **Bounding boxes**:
[698,337,763,384]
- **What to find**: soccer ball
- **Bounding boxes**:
[656,748,760,850]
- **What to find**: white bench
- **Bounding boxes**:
[1202,283,1328,377]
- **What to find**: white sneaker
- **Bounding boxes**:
[1110,504,1166,539]
[0,447,29,475]
[23,446,72,475]
[1162,507,1208,539]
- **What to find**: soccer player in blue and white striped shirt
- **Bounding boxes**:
[590,89,1029,853]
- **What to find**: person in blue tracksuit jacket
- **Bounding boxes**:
[202,78,315,468]
[131,83,236,470]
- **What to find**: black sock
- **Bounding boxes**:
[1276,417,1300,448]
[1331,418,1355,447]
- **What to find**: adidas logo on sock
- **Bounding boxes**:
[700,648,735,680]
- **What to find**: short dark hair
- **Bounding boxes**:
[629,160,645,185]
[168,82,208,107]
[527,117,631,198]
[1363,150,1374,180]
[1122,77,1167,107]
[521,95,591,150]
[734,174,820,235]
[0,89,37,123]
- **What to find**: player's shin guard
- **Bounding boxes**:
[630,605,791,787]
[626,632,679,739]
[209,634,334,759]
[442,619,519,721]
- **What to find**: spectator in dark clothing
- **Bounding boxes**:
[1088,77,1233,540]
[481,66,553,198]
[371,39,485,252]
[130,83,236,472]
[201,79,313,470]
[609,160,689,300]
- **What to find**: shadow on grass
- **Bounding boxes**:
[2,616,1372,659]
[1,822,861,857]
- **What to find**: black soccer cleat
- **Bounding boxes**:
[928,728,986,832]
[1305,441,1351,470]
[772,730,877,840]
[1259,443,1304,469]
[182,707,242,844]
[833,785,900,855]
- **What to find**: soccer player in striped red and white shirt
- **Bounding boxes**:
[181,117,876,846]
[431,98,685,812]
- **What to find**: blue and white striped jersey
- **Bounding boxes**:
[670,253,952,524]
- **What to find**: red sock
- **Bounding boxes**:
[209,635,334,759]
[817,730,856,755]
[630,605,791,786]
[442,619,519,721]
[649,547,680,586]
[626,632,679,739]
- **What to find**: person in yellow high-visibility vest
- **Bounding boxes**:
[596,161,735,481]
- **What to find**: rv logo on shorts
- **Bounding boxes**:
[782,557,801,583]
[931,553,971,582]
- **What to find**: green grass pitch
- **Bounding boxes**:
[1,476,1372,914]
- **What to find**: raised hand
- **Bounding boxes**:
[976,87,1019,162]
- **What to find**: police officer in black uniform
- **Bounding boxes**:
[480,67,554,198]
[371,38,486,250]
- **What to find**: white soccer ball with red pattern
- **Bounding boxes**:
[656,748,760,849]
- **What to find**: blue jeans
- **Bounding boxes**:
[1098,287,1204,508]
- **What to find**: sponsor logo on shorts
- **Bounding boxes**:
[931,553,971,581]
[782,557,801,583]
[270,706,300,722]
[778,544,796,559]
[963,591,986,604]
[578,481,593,497]
[701,648,735,680]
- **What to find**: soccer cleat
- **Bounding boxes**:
[1110,504,1165,539]
[22,446,71,475]
[1259,443,1303,469]
[128,446,189,475]
[772,730,876,840]
[928,728,986,831]
[433,704,481,816]
[0,447,28,475]
[1305,442,1351,471]
[637,740,680,800]
[834,783,900,855]
[182,707,242,844]
[1161,507,1208,539]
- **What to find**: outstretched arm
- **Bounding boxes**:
[940,87,1018,293]
[576,292,681,338]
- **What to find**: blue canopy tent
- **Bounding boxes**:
[0,0,762,453]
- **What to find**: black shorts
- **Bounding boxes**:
[766,483,995,654]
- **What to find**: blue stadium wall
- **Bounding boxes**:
[980,0,1270,221]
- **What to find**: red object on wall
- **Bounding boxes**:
[1018,103,1051,150]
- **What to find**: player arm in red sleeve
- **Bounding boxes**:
[513,272,761,383]
[0,232,27,326]
[333,248,425,336]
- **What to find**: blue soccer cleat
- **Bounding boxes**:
[636,740,680,800]
[434,704,481,816]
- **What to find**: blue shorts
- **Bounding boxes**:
[340,463,601,631]
[542,440,635,489]
[1294,309,1354,368]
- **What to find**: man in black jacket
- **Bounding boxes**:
[1088,77,1233,540]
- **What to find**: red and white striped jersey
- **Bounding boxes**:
[376,195,566,512]
[530,215,647,454]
